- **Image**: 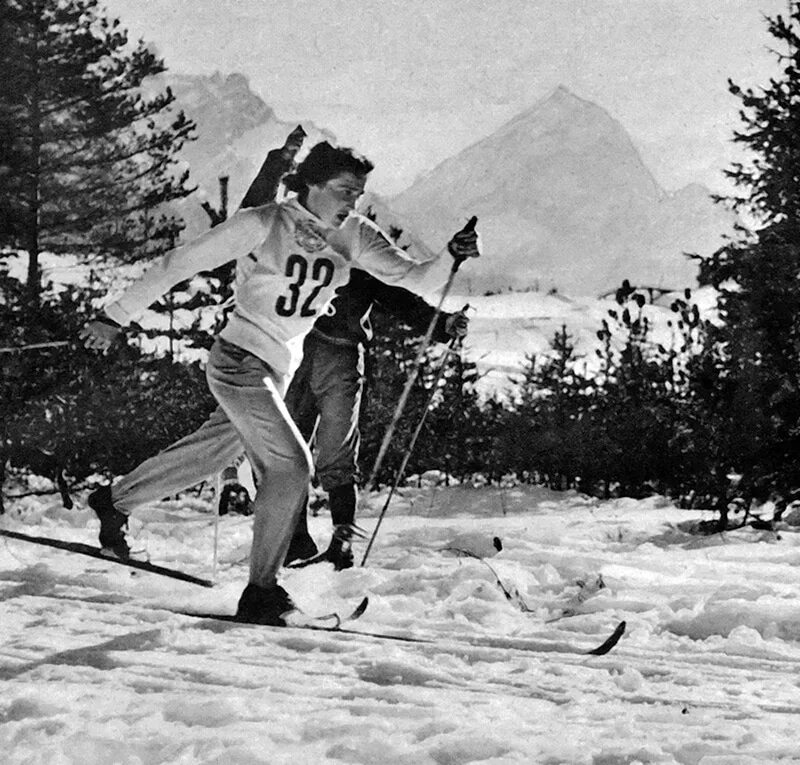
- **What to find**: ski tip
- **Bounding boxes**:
[586,620,627,656]
[351,596,369,620]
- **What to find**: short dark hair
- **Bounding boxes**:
[283,142,374,197]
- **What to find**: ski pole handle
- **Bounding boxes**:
[448,215,479,272]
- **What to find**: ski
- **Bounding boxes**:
[180,595,370,630]
[321,619,627,656]
[180,599,625,655]
[7,583,624,655]
[0,528,214,588]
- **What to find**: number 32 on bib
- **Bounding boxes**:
[275,254,335,318]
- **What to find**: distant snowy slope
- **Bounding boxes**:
[442,286,719,397]
[2,251,717,399]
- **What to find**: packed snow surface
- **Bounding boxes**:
[3,481,800,764]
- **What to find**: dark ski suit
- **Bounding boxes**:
[286,268,455,542]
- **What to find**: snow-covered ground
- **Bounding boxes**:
[3,480,800,764]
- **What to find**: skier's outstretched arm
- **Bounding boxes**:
[80,209,270,351]
[352,216,481,294]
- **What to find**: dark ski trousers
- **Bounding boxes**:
[285,332,365,495]
[284,332,364,529]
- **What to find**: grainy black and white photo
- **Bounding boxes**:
[2,1,800,762]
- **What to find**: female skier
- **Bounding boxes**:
[80,141,480,625]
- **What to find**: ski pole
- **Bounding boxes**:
[363,216,478,494]
[212,474,221,584]
[361,328,466,566]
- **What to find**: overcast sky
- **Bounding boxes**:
[104,0,789,195]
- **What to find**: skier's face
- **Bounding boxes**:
[305,172,367,227]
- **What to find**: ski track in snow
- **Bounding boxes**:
[2,483,800,764]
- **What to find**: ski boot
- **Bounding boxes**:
[325,523,356,570]
[285,523,368,570]
[325,483,361,570]
[286,484,366,570]
[87,485,130,560]
[235,582,296,626]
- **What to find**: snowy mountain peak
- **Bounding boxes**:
[165,72,275,142]
[502,85,620,131]
[517,84,602,120]
[389,88,733,296]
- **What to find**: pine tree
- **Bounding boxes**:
[0,267,217,511]
[0,0,195,302]
[698,3,800,503]
[359,309,435,485]
[417,343,484,483]
[594,288,683,497]
[506,326,589,490]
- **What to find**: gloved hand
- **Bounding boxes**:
[447,216,481,265]
[79,317,121,352]
[281,125,307,160]
[444,309,469,339]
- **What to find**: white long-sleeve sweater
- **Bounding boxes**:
[104,198,452,377]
